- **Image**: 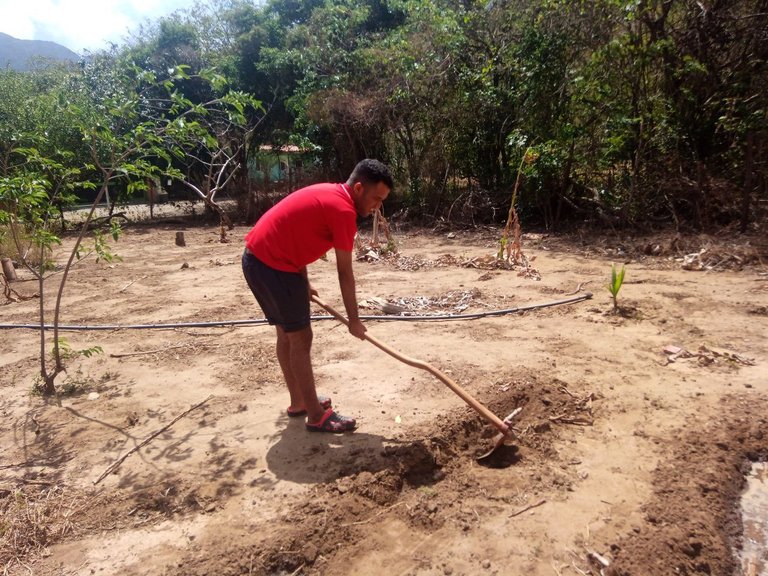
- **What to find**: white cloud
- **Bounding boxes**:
[0,0,195,53]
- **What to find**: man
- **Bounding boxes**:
[242,159,393,433]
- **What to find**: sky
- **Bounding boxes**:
[0,0,197,53]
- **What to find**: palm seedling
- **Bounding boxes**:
[608,263,626,311]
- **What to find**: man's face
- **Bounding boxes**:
[352,181,390,217]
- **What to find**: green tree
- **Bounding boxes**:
[0,65,257,395]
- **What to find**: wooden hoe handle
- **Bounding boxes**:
[312,295,509,434]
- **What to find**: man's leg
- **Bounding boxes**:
[275,325,325,422]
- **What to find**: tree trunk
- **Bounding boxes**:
[204,197,233,229]
[1,258,16,281]
[740,132,754,233]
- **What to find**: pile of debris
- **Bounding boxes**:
[662,344,756,366]
[359,288,483,316]
[357,250,541,280]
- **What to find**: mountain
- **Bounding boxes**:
[0,32,79,71]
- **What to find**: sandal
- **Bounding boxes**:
[305,408,357,433]
[287,395,332,417]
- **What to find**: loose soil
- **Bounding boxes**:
[1,220,766,576]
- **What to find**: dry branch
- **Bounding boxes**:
[565,282,591,296]
[549,414,594,426]
[93,395,213,484]
[109,343,188,358]
[509,498,546,518]
[586,548,611,568]
[2,273,37,303]
[341,501,405,527]
[118,275,148,293]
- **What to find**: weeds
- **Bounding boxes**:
[0,224,51,268]
[58,369,95,396]
[29,339,104,395]
[0,486,83,571]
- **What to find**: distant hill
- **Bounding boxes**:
[0,32,79,71]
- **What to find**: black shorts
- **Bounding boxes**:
[242,249,310,332]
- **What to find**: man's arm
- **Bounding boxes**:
[335,248,367,339]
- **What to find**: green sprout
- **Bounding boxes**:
[607,263,626,311]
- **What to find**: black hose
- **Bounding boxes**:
[0,292,592,331]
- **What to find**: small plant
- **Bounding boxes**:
[58,368,95,396]
[32,339,103,395]
[382,237,397,255]
[607,263,626,311]
[499,146,538,265]
[54,338,103,361]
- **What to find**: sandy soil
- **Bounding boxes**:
[1,220,767,576]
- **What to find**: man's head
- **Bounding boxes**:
[346,159,393,217]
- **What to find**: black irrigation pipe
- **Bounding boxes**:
[0,292,592,332]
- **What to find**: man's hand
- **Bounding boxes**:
[348,318,367,340]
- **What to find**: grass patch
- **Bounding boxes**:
[0,486,84,571]
[0,224,51,269]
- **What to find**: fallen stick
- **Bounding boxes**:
[549,414,594,426]
[341,501,405,527]
[509,498,546,518]
[109,343,188,358]
[0,457,64,470]
[118,275,148,293]
[93,395,213,485]
[1,479,55,488]
[571,562,589,576]
[565,281,591,296]
[558,386,577,398]
[586,548,611,567]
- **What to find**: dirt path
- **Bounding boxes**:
[1,224,766,576]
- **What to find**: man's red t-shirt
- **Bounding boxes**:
[244,183,357,273]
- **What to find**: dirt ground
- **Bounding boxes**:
[1,218,767,576]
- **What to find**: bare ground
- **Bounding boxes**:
[1,221,767,576]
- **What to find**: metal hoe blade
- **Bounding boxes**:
[476,408,523,463]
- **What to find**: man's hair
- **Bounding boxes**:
[347,159,393,190]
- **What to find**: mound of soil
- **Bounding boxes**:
[607,394,768,576]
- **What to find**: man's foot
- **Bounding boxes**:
[287,395,332,417]
[305,408,356,433]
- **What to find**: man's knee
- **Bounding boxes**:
[282,326,313,350]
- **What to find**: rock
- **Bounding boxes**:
[302,542,319,563]
[482,559,491,569]
[533,421,551,433]
[681,539,702,558]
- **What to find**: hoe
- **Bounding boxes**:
[312,295,520,462]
